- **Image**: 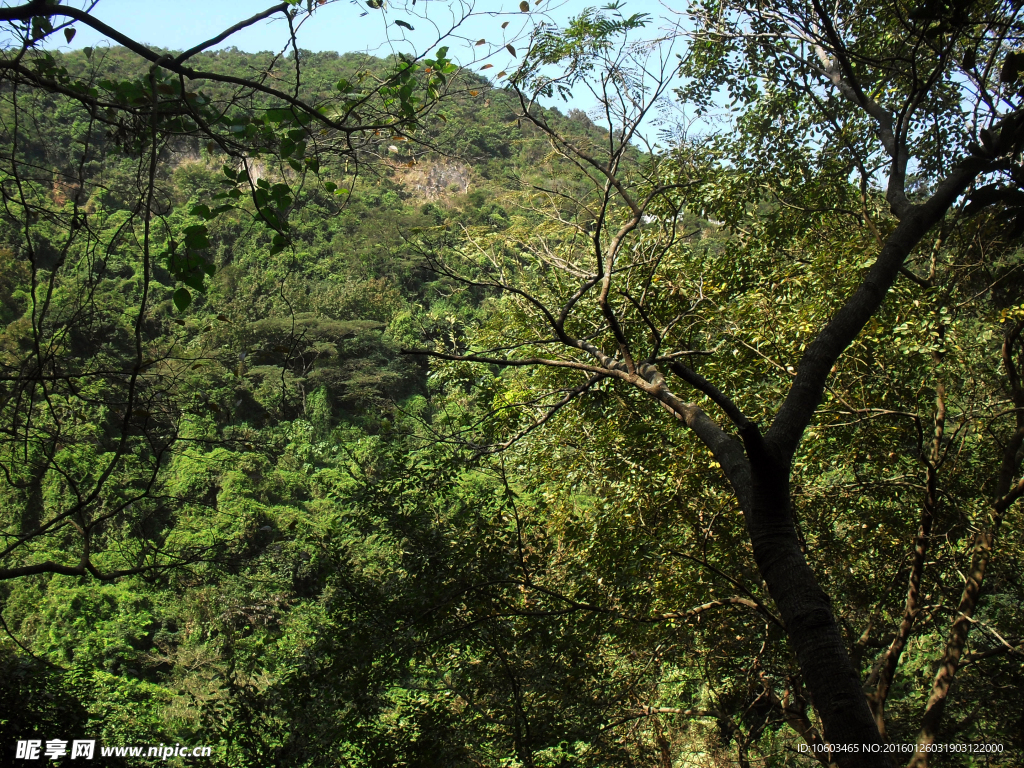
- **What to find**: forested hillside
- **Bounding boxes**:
[2,2,1024,767]
[0,42,645,766]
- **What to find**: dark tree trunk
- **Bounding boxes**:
[744,441,893,768]
[724,155,994,767]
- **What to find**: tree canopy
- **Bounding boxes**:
[0,1,1022,767]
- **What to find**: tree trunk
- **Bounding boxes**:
[744,445,892,768]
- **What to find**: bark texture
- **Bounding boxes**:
[741,435,893,768]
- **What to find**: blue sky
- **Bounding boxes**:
[35,0,689,140]
[50,0,673,64]
[59,0,531,60]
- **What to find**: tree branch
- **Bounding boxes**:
[767,152,992,459]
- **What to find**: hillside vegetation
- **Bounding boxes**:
[2,7,1023,766]
[0,46,682,767]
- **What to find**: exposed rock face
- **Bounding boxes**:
[391,159,471,200]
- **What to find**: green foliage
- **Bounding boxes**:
[3,2,1024,765]
[0,33,668,767]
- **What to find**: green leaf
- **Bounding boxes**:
[182,225,210,250]
[395,19,414,30]
[32,16,53,36]
[269,232,289,255]
[172,288,192,312]
[265,108,295,124]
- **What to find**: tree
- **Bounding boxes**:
[0,0,533,583]
[417,3,1024,764]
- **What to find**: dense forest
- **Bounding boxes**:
[1,1,1023,767]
